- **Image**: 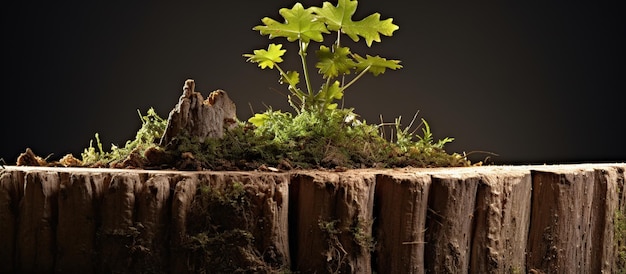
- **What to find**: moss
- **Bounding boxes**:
[173,107,471,170]
[81,108,166,167]
[316,217,376,273]
[351,218,375,253]
[181,182,288,273]
[74,103,470,171]
[318,219,348,274]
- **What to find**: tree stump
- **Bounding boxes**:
[1,164,624,273]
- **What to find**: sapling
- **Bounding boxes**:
[244,0,402,125]
[69,0,469,170]
[241,0,468,168]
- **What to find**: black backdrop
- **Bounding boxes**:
[2,1,625,165]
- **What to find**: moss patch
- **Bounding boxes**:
[181,182,287,273]
[147,108,470,171]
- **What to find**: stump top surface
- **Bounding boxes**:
[2,162,624,176]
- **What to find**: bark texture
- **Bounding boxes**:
[0,164,624,273]
[291,171,376,273]
[373,172,430,274]
[527,165,625,274]
[424,171,480,273]
[470,169,532,273]
[17,171,60,273]
[55,172,108,273]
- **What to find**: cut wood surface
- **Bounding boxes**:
[0,163,624,273]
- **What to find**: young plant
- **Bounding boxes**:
[240,0,469,169]
[244,0,402,121]
[73,1,468,170]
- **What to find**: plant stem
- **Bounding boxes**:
[341,65,371,92]
[275,64,306,104]
[298,40,314,99]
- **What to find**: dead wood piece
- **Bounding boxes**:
[159,79,237,146]
[16,148,47,166]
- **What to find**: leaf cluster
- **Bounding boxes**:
[244,0,402,114]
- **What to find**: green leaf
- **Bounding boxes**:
[310,0,358,32]
[315,45,357,78]
[280,70,305,102]
[354,54,402,76]
[324,80,343,100]
[243,43,286,69]
[253,3,329,43]
[345,13,399,47]
[314,80,343,110]
[312,0,399,47]
[280,70,300,87]
[248,113,270,127]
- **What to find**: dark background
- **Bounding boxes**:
[2,1,624,165]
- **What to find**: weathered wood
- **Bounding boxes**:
[616,166,626,272]
[17,171,60,273]
[166,172,290,273]
[133,175,172,273]
[159,79,237,146]
[99,172,142,273]
[0,164,624,273]
[424,171,480,273]
[218,173,290,270]
[526,165,623,273]
[0,170,24,274]
[169,175,198,274]
[589,167,620,273]
[374,172,430,274]
[470,168,532,273]
[168,171,292,273]
[55,172,109,274]
[291,171,376,273]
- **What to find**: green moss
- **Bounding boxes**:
[317,217,375,273]
[182,182,287,273]
[171,107,470,170]
[351,218,375,252]
[81,107,166,167]
[318,219,347,274]
[78,106,469,170]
